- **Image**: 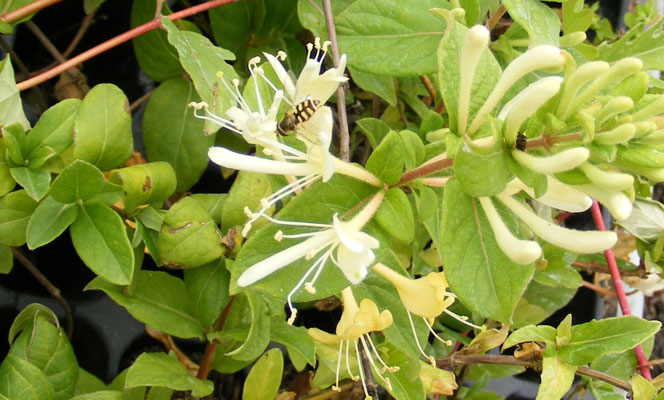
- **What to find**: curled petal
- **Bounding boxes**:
[308,327,342,344]
[479,197,542,264]
[336,244,373,284]
[236,229,336,287]
[512,147,589,174]
[263,52,296,100]
[496,193,617,254]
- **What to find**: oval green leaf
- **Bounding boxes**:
[26,196,78,249]
[242,348,284,400]
[50,160,104,204]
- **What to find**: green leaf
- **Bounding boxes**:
[184,258,231,329]
[0,55,30,130]
[0,244,12,274]
[454,143,513,197]
[441,179,534,323]
[3,123,26,166]
[597,20,664,71]
[512,280,577,328]
[222,291,270,361]
[562,0,593,35]
[376,342,427,400]
[333,0,450,76]
[502,0,560,46]
[161,17,238,135]
[0,139,16,197]
[86,270,205,339]
[349,67,397,106]
[71,391,124,400]
[158,196,223,268]
[558,316,661,366]
[8,310,78,400]
[269,316,316,370]
[0,355,55,400]
[50,160,104,204]
[143,78,213,192]
[10,167,51,201]
[73,84,133,171]
[125,352,212,397]
[0,190,38,246]
[73,368,106,395]
[374,188,414,242]
[503,325,556,350]
[365,130,405,185]
[190,193,226,225]
[221,171,273,234]
[242,348,283,400]
[399,129,426,169]
[230,175,377,300]
[109,162,177,215]
[26,196,78,249]
[438,20,501,133]
[130,0,182,82]
[70,202,134,285]
[616,198,664,242]
[25,99,80,157]
[536,355,577,400]
[357,117,392,149]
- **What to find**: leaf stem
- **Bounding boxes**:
[420,75,437,100]
[16,0,239,91]
[321,0,350,162]
[10,247,74,339]
[589,200,652,380]
[393,157,454,187]
[196,296,235,380]
[436,354,632,392]
[0,0,63,23]
[486,4,506,32]
[571,260,648,277]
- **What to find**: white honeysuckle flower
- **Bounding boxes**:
[578,162,634,191]
[504,176,592,213]
[237,191,385,324]
[458,25,490,135]
[497,76,563,145]
[189,60,285,150]
[575,184,633,221]
[479,197,542,264]
[468,45,565,133]
[511,147,589,174]
[263,38,348,105]
[496,192,617,254]
[556,61,610,120]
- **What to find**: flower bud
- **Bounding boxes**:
[578,162,634,191]
[596,96,634,127]
[458,25,490,134]
[576,184,633,221]
[594,123,636,145]
[512,147,589,174]
[557,61,610,120]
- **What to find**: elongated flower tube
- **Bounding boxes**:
[578,162,634,191]
[504,177,592,213]
[263,38,348,105]
[237,192,384,324]
[594,123,636,145]
[458,25,490,135]
[468,45,565,133]
[308,287,397,396]
[479,197,542,264]
[496,192,617,253]
[511,147,589,174]
[497,76,563,145]
[575,184,633,221]
[556,61,610,120]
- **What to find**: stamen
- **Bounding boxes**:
[360,335,393,391]
[443,309,484,330]
[407,311,436,366]
[354,340,371,399]
[277,50,287,60]
[241,223,252,237]
[314,37,321,49]
[366,333,400,374]
[243,207,254,218]
[286,253,331,325]
[274,230,283,241]
[423,317,453,346]
[304,282,316,294]
[304,247,335,290]
[248,56,261,66]
[345,340,358,381]
[306,43,314,59]
[333,341,343,392]
[322,40,331,56]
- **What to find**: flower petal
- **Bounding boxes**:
[263,52,296,100]
[208,147,320,176]
[512,147,589,174]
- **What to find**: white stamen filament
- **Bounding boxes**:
[407,311,436,366]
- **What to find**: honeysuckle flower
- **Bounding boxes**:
[308,287,397,397]
[504,176,592,213]
[575,183,633,221]
[578,162,634,191]
[495,192,618,254]
[372,263,480,365]
[458,25,490,135]
[237,192,385,324]
[263,38,348,105]
[511,147,589,175]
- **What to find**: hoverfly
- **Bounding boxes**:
[277,98,321,136]
[515,133,527,151]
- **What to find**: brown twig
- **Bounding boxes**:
[145,326,198,371]
[62,9,97,59]
[393,157,454,187]
[129,88,155,113]
[16,0,239,91]
[0,0,64,23]
[571,261,648,278]
[10,247,74,339]
[0,36,29,75]
[197,296,235,380]
[25,20,66,63]
[321,0,350,162]
[581,280,616,297]
[436,354,632,393]
[486,4,506,32]
[420,75,437,100]
[358,338,378,399]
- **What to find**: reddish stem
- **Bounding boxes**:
[1,0,64,23]
[589,200,651,379]
[16,0,238,91]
